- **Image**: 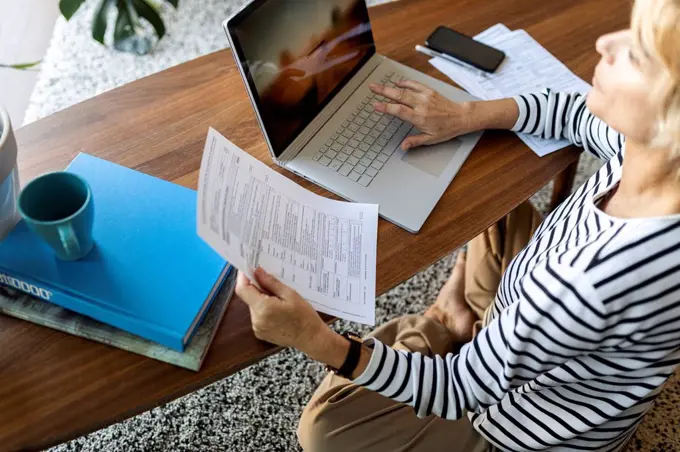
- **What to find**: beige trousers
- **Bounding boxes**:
[298,202,543,452]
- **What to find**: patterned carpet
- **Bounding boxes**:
[17,1,678,450]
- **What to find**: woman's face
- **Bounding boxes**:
[587,30,659,143]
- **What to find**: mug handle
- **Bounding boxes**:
[58,224,81,258]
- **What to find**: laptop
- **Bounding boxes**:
[223,0,482,233]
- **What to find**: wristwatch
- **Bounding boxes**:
[326,332,363,379]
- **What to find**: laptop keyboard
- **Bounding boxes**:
[313,72,409,187]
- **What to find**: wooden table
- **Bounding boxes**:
[0,0,629,450]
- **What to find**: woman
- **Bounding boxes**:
[236,0,680,450]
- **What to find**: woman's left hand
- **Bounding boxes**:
[235,268,331,354]
[369,80,475,150]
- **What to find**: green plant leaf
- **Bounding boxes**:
[59,0,86,20]
[131,0,166,40]
[0,61,41,70]
[92,0,116,45]
[113,2,152,55]
[113,2,136,42]
[166,0,179,8]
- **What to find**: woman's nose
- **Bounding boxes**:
[596,34,616,64]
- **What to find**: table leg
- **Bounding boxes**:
[550,157,579,211]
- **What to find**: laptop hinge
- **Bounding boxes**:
[278,54,385,164]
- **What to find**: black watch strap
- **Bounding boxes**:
[334,332,363,379]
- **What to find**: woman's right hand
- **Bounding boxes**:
[369,80,477,150]
[236,268,329,352]
[236,268,354,371]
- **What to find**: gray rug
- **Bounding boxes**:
[24,1,613,451]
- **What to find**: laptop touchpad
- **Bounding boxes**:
[401,138,463,178]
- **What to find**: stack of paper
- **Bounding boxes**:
[429,23,592,157]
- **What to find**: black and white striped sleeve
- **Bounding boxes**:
[511,90,624,160]
[353,258,608,420]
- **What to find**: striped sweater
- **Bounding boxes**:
[354,90,680,452]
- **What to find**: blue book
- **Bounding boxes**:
[0,154,229,351]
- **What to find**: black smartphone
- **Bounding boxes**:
[426,26,505,73]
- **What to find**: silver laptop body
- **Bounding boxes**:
[223,0,482,233]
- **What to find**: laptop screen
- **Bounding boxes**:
[228,0,376,157]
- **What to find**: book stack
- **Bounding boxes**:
[0,154,233,371]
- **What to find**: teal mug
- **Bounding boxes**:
[18,172,95,261]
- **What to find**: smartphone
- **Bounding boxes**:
[426,26,505,73]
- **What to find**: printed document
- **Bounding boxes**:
[197,128,379,325]
[430,24,591,157]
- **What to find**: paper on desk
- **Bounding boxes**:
[475,23,512,43]
[430,25,592,157]
[196,128,379,325]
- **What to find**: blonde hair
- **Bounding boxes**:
[631,0,680,160]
